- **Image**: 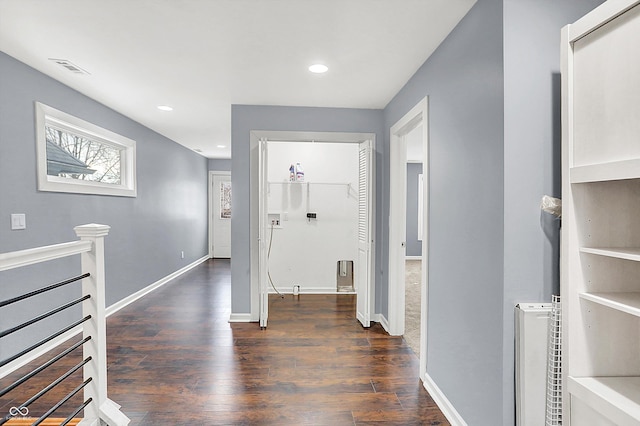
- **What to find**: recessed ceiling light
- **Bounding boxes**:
[308,64,328,74]
[217,145,226,149]
[157,105,173,111]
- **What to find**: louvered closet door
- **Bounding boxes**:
[356,140,372,327]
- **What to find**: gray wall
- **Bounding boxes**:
[0,52,209,359]
[502,0,604,423]
[208,158,231,171]
[406,163,423,257]
[383,0,505,424]
[230,105,384,315]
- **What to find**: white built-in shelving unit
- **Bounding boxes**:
[562,1,640,424]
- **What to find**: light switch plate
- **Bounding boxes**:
[11,213,26,230]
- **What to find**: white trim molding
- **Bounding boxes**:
[0,325,83,378]
[423,373,467,426]
[389,96,430,380]
[229,313,252,323]
[249,130,377,328]
[0,240,92,271]
[106,255,209,316]
[376,314,390,333]
[268,288,356,295]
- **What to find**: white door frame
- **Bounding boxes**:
[209,170,231,258]
[249,130,376,324]
[258,139,269,328]
[389,97,429,377]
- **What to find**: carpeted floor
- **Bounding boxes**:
[404,259,422,357]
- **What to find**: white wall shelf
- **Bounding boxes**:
[268,181,352,186]
[571,159,640,183]
[580,247,640,262]
[267,181,354,196]
[579,292,640,317]
[568,376,640,425]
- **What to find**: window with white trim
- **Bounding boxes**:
[35,102,136,197]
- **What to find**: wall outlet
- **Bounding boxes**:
[181,251,184,259]
[268,213,283,228]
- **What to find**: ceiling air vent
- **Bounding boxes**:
[48,58,90,75]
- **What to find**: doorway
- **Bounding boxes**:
[209,171,231,258]
[250,131,375,329]
[389,97,429,377]
[261,141,359,295]
[404,159,423,357]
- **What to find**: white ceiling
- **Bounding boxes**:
[0,0,475,159]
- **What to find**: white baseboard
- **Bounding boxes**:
[377,314,390,332]
[0,325,82,378]
[106,255,209,316]
[268,288,356,295]
[228,313,252,322]
[0,255,210,379]
[405,255,422,260]
[422,373,467,426]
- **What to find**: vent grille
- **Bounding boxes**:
[48,58,90,75]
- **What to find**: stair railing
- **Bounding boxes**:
[0,224,129,425]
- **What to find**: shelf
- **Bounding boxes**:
[267,181,355,196]
[580,247,640,262]
[571,159,640,183]
[580,292,640,317]
[568,376,640,425]
[268,181,351,185]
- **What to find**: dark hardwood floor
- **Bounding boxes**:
[1,259,449,425]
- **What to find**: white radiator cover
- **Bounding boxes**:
[515,303,552,426]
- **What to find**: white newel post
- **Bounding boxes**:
[74,224,129,426]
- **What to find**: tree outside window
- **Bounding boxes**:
[45,125,122,184]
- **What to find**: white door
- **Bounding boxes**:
[212,174,231,258]
[258,139,269,328]
[356,139,373,328]
[389,131,408,336]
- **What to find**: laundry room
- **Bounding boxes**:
[265,141,359,294]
